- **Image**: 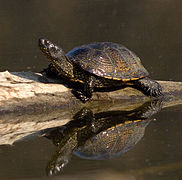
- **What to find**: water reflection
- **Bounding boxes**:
[42,99,162,175]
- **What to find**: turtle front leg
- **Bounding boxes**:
[74,90,91,103]
[135,77,163,97]
[40,63,59,78]
[73,77,95,103]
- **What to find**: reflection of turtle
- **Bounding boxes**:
[39,39,162,102]
[75,115,149,160]
[43,99,162,175]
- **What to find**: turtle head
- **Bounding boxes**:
[39,38,63,59]
[39,38,74,79]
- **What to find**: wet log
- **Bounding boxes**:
[0,71,182,145]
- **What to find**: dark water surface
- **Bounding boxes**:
[0,0,182,179]
[0,104,182,179]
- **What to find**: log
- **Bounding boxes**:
[0,71,182,145]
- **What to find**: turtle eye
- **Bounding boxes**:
[44,40,49,46]
[39,38,51,49]
[44,39,52,48]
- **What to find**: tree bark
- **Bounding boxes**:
[0,71,182,145]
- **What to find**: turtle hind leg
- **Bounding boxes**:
[135,77,163,97]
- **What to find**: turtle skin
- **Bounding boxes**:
[39,39,162,102]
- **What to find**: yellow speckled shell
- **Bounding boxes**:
[67,42,149,81]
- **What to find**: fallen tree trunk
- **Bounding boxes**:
[0,71,182,145]
[0,71,182,113]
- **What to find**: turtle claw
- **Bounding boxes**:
[149,81,163,98]
[72,90,91,103]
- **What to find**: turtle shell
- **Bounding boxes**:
[67,42,149,81]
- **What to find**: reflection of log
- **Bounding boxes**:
[0,71,182,145]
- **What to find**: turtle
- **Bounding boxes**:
[39,38,162,102]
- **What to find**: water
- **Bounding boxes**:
[0,103,182,179]
[0,0,182,179]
